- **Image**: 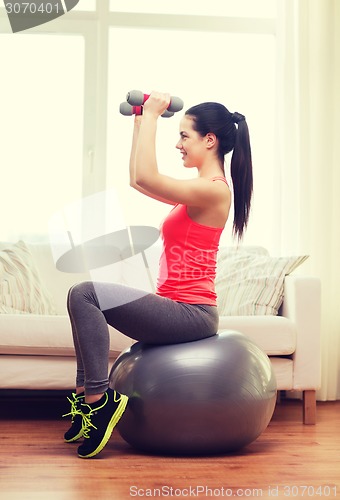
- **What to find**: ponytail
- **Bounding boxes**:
[185,103,253,240]
[230,114,253,240]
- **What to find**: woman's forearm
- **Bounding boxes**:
[134,112,159,188]
[129,116,142,186]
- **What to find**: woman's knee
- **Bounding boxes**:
[67,281,97,310]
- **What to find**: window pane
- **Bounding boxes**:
[0,34,84,242]
[72,0,96,11]
[107,27,276,248]
[110,0,276,18]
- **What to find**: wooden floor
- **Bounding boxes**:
[0,395,339,500]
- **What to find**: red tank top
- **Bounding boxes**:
[156,177,227,306]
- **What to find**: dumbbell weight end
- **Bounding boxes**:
[119,102,143,116]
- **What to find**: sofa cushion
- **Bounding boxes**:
[0,313,134,357]
[0,241,56,315]
[27,243,91,315]
[216,247,308,316]
[218,315,296,355]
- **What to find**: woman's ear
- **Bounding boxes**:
[205,133,217,149]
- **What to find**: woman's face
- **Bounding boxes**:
[176,115,207,169]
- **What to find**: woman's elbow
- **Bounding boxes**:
[130,177,148,194]
[134,174,149,189]
[130,178,140,190]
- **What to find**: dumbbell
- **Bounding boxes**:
[119,101,175,118]
[126,90,184,113]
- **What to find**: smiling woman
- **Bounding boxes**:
[64,89,254,458]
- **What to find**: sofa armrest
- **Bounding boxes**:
[281,275,321,391]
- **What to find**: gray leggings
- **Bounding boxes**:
[67,281,219,395]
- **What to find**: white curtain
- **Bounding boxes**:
[277,0,340,400]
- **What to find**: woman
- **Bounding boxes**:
[64,92,253,458]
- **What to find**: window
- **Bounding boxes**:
[0,34,84,241]
[0,2,278,250]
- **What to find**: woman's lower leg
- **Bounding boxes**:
[67,282,112,395]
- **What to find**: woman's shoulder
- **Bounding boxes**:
[210,176,229,186]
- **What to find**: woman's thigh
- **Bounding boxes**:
[89,281,219,345]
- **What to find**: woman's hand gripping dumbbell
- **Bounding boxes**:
[119,90,183,118]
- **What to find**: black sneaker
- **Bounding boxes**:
[63,392,85,443]
[77,388,128,459]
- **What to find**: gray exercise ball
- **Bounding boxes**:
[109,330,277,455]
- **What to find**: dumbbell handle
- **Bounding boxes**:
[126,90,183,113]
[120,102,174,118]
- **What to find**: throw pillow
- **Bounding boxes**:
[215,247,308,316]
[0,241,56,314]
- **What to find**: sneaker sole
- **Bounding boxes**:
[78,394,128,459]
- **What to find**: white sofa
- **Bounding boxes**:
[0,242,321,424]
